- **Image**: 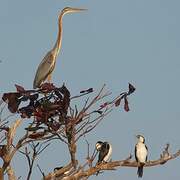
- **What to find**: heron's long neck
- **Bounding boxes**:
[52,14,63,56]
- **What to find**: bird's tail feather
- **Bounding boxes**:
[137,164,144,178]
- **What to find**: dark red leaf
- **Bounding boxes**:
[15,84,25,93]
[28,131,46,139]
[49,122,61,131]
[18,106,34,118]
[87,88,93,93]
[2,93,21,113]
[80,88,93,93]
[29,94,39,101]
[100,102,108,108]
[35,116,44,123]
[48,104,61,111]
[94,110,103,115]
[128,83,136,95]
[8,99,21,113]
[20,112,29,118]
[2,93,20,102]
[2,94,8,102]
[40,83,55,91]
[0,126,9,132]
[124,97,129,112]
[80,90,85,93]
[61,86,70,113]
[115,98,122,107]
[25,126,44,131]
[34,110,43,118]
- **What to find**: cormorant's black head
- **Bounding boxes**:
[95,141,103,151]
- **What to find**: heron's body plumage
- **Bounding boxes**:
[33,51,55,88]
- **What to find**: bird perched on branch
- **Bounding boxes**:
[95,141,112,176]
[135,135,148,178]
[96,141,112,164]
[33,7,86,89]
[54,166,71,175]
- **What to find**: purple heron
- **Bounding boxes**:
[33,7,86,89]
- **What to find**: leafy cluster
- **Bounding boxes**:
[2,83,70,132]
[2,83,135,132]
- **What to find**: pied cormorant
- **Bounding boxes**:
[95,141,112,164]
[135,135,148,178]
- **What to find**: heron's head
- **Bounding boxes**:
[61,7,87,16]
[136,134,145,143]
[95,141,103,151]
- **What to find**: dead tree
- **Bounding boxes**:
[0,83,179,180]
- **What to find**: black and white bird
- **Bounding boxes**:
[54,166,72,176]
[95,141,112,164]
[135,135,148,178]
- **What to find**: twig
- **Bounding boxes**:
[37,164,45,178]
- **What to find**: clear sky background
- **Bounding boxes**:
[0,0,180,179]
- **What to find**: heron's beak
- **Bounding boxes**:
[71,8,87,12]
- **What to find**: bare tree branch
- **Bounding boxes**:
[54,149,180,180]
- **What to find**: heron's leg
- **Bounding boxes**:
[47,74,52,82]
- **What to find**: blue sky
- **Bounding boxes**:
[0,0,180,179]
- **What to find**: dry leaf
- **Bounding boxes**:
[80,88,93,93]
[15,84,25,93]
[115,98,122,107]
[28,131,47,139]
[124,97,130,112]
[128,83,136,95]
